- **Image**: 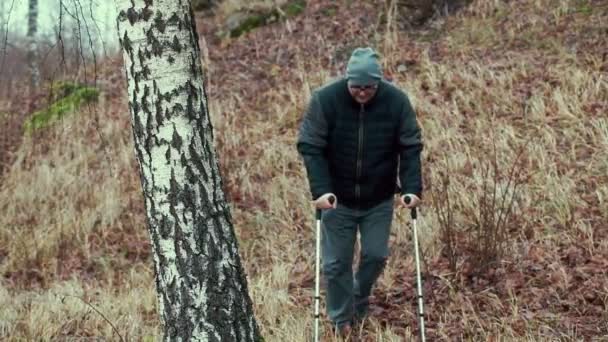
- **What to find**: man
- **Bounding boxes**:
[297,47,423,337]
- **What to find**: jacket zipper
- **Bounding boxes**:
[356,104,364,204]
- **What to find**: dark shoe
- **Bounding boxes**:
[337,323,360,341]
[353,305,368,324]
[338,323,352,337]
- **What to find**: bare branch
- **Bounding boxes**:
[0,0,17,79]
[61,295,125,342]
[88,0,108,58]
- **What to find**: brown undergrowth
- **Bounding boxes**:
[1,0,607,340]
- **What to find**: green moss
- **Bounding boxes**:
[283,0,306,17]
[576,4,593,15]
[25,84,100,133]
[229,0,307,38]
[51,81,79,99]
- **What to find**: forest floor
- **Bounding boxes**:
[1,0,607,340]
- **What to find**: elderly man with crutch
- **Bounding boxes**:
[297,47,425,340]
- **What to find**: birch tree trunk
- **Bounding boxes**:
[26,0,39,89]
[114,1,262,340]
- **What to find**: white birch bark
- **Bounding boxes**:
[27,0,39,89]
[114,1,262,340]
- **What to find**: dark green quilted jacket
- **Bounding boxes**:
[297,77,423,210]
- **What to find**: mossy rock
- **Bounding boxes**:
[24,83,100,133]
[226,0,306,38]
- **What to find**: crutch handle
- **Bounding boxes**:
[403,195,418,220]
[316,195,336,219]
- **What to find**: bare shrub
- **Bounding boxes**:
[430,134,531,276]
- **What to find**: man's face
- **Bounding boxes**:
[348,82,378,104]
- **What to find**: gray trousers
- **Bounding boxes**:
[321,198,394,328]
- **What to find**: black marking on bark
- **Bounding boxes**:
[134,72,141,87]
[141,64,151,79]
[189,52,198,78]
[200,133,216,194]
[158,214,172,241]
[142,85,151,116]
[180,153,189,168]
[142,7,153,22]
[187,81,198,102]
[129,108,144,146]
[154,83,164,127]
[126,7,138,26]
[167,12,181,27]
[123,33,137,93]
[171,125,183,151]
[189,3,204,63]
[146,29,163,57]
[192,213,208,256]
[180,184,196,226]
[184,163,196,186]
[185,93,195,123]
[189,141,208,183]
[204,234,222,339]
[165,145,171,163]
[164,275,179,335]
[121,31,133,55]
[167,55,175,64]
[201,79,212,135]
[117,10,128,25]
[131,91,140,117]
[177,276,196,340]
[171,35,182,53]
[169,169,181,225]
[171,103,185,118]
[153,12,166,34]
[137,48,146,66]
[145,105,155,153]
[159,86,181,104]
[183,11,191,35]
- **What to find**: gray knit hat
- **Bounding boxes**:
[346,47,383,86]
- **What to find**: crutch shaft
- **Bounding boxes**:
[314,210,321,342]
[313,196,335,342]
[412,215,426,342]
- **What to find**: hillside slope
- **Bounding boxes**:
[1,0,607,340]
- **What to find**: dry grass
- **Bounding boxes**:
[1,0,607,340]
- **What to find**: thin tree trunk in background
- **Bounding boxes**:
[114,0,262,340]
[26,0,39,89]
[0,2,5,36]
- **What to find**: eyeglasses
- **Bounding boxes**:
[348,84,378,92]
